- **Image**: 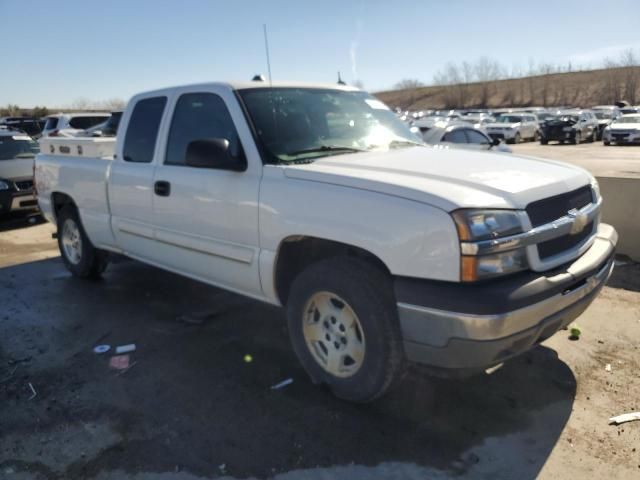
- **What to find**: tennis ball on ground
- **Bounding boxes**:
[569,324,582,339]
[244,354,253,363]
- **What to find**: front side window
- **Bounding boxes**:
[122,97,167,163]
[165,92,243,166]
[464,129,490,145]
[0,136,39,160]
[239,88,422,163]
[443,129,467,144]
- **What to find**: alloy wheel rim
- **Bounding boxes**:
[302,292,366,378]
[61,219,82,265]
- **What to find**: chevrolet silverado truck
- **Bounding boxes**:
[35,82,617,402]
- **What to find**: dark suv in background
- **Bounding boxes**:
[539,110,598,144]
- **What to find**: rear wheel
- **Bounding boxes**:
[514,132,521,144]
[57,205,108,278]
[604,141,611,146]
[287,257,404,403]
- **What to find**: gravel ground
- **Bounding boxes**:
[1,206,639,480]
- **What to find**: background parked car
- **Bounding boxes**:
[485,113,539,144]
[539,110,598,144]
[41,112,110,137]
[0,117,45,138]
[0,127,39,215]
[592,105,622,140]
[602,114,640,145]
[421,122,512,152]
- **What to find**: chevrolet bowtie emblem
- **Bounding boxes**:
[568,208,589,234]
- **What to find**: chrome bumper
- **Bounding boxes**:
[397,223,617,370]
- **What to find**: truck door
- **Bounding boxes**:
[150,87,262,297]
[108,95,167,258]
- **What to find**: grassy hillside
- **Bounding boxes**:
[375,66,640,110]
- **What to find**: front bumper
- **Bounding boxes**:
[395,223,617,372]
[488,129,516,140]
[542,129,576,141]
[0,191,37,214]
[603,131,640,144]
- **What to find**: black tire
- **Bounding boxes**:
[287,257,404,403]
[56,205,108,278]
[604,141,611,146]
[573,132,581,145]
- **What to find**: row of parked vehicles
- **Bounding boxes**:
[401,104,640,151]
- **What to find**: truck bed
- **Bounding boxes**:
[36,137,116,249]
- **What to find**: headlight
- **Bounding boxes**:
[461,249,528,281]
[452,209,528,281]
[452,209,524,241]
[0,180,10,191]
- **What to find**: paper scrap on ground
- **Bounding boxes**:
[609,412,640,425]
[109,354,130,370]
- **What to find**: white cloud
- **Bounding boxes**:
[568,43,640,66]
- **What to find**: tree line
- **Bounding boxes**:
[1,98,126,118]
[392,49,640,108]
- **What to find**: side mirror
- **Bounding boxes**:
[185,138,246,171]
[492,137,501,146]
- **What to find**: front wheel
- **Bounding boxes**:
[573,132,581,145]
[57,205,108,278]
[287,257,404,403]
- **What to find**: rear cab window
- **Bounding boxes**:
[68,116,109,130]
[122,97,167,163]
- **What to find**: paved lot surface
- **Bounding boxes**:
[1,213,639,480]
[511,141,640,178]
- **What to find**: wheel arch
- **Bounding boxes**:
[50,191,77,222]
[273,235,392,306]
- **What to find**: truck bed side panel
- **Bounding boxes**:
[35,154,117,249]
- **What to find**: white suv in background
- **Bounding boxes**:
[485,113,540,144]
[41,113,110,137]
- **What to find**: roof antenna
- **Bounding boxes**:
[263,24,273,85]
[337,71,346,85]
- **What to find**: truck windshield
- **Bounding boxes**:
[238,88,423,162]
[0,135,40,160]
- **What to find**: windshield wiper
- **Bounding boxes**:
[285,145,366,157]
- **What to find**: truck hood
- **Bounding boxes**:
[0,157,35,181]
[283,146,592,211]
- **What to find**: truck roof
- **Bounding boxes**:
[134,80,360,98]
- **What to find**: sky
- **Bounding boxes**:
[1,0,639,107]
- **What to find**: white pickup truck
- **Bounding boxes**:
[35,81,617,402]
